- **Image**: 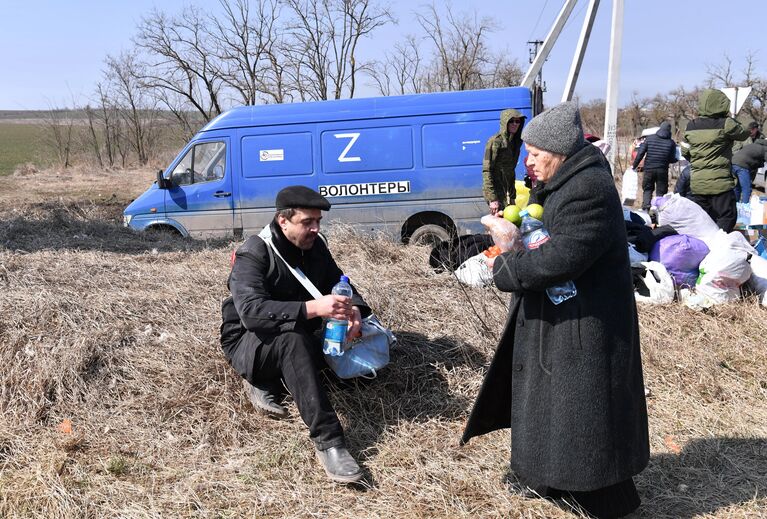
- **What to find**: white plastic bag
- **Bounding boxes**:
[655,194,720,244]
[746,255,767,307]
[696,248,752,303]
[621,168,638,205]
[706,229,756,256]
[454,253,494,288]
[635,261,675,304]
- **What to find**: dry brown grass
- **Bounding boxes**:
[1,167,766,518]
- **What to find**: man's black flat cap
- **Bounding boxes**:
[275,185,331,211]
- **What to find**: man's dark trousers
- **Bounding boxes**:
[690,191,737,233]
[641,168,669,210]
[230,329,344,450]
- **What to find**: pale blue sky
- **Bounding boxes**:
[0,0,763,110]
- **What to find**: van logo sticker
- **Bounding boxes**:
[259,149,284,161]
[334,133,361,162]
[461,139,480,150]
[319,181,410,197]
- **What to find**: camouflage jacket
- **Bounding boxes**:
[482,108,526,205]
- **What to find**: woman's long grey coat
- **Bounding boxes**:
[461,143,650,492]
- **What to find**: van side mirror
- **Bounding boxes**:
[156,169,172,189]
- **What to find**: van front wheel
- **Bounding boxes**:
[409,224,450,247]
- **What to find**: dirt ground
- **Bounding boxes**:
[1,167,766,518]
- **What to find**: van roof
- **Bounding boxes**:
[200,87,532,131]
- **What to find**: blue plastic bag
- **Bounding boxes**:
[324,315,395,379]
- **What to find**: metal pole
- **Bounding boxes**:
[521,0,580,89]
[562,0,601,102]
[603,0,624,172]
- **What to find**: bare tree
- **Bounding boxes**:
[281,0,393,100]
[622,92,651,136]
[104,51,159,165]
[485,55,524,89]
[211,0,283,105]
[416,3,496,91]
[95,83,121,168]
[369,35,424,96]
[41,103,75,169]
[706,54,736,88]
[740,52,767,128]
[83,104,104,169]
[578,98,606,137]
[134,6,225,122]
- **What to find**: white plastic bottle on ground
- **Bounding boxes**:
[322,275,353,356]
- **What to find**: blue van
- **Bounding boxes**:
[123,87,532,243]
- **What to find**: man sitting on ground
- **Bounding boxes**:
[220,185,370,484]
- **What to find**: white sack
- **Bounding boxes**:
[656,194,720,244]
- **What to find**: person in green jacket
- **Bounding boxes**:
[482,109,526,215]
[682,89,749,232]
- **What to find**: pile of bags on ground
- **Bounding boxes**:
[628,194,767,309]
[430,185,767,309]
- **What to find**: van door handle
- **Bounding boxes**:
[214,191,232,198]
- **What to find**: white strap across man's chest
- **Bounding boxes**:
[258,225,323,299]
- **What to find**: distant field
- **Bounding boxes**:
[0,122,44,175]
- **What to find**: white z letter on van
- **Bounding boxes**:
[334,133,361,162]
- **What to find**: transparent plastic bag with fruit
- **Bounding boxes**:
[480,214,523,253]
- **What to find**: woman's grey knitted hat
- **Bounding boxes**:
[521,101,585,157]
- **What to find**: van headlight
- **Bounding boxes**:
[123,214,133,226]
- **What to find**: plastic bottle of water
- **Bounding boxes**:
[519,210,577,305]
[322,275,353,356]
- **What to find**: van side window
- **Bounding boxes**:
[171,141,226,186]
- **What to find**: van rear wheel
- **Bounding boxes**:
[409,224,450,247]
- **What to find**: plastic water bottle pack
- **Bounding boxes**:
[323,275,353,356]
[519,209,577,305]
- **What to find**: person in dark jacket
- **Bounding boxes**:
[461,102,649,519]
[732,138,767,203]
[732,121,763,154]
[632,121,678,210]
[220,185,371,484]
[682,89,749,232]
[483,109,526,215]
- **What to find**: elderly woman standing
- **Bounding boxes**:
[461,102,649,519]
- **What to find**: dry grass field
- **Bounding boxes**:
[1,167,766,518]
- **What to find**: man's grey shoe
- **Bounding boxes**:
[243,379,288,418]
[316,445,363,484]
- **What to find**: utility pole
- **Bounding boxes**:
[527,40,545,90]
[603,0,624,172]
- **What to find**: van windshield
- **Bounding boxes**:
[171,141,226,185]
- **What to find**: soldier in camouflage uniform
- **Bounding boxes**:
[482,109,526,215]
